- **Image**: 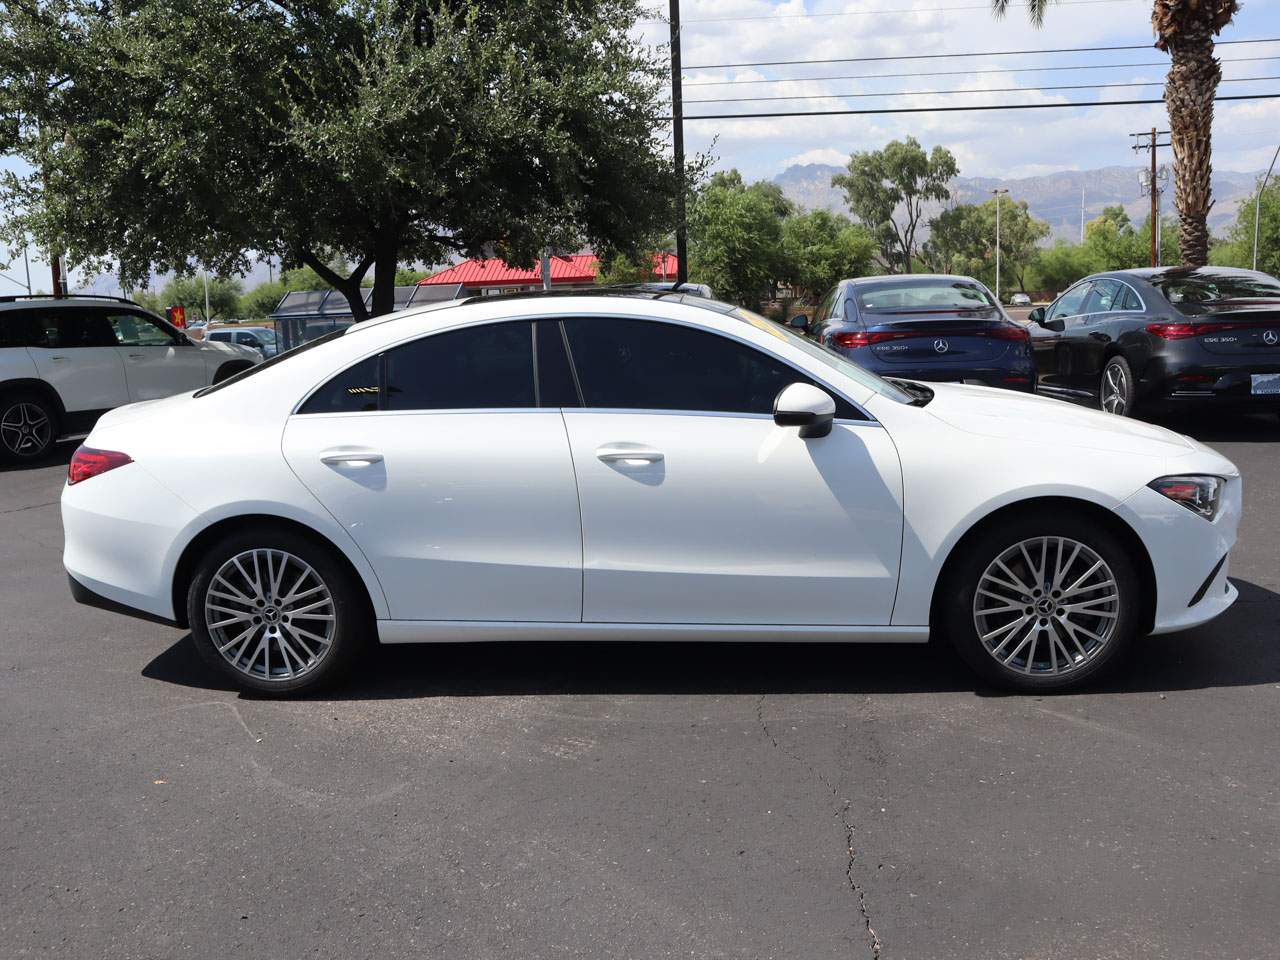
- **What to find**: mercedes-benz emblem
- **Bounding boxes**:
[1264,329,1279,346]
[933,338,950,354]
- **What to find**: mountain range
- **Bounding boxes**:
[772,163,1264,242]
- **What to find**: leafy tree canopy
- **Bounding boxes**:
[779,210,876,302]
[0,0,677,320]
[688,171,786,308]
[831,138,958,274]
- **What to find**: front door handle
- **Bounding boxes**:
[596,443,664,464]
[320,449,383,466]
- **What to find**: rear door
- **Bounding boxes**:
[282,320,583,623]
[25,308,130,414]
[103,309,209,400]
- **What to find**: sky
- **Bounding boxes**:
[3,0,1279,295]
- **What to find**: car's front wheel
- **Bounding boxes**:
[0,390,59,463]
[943,513,1141,691]
[187,528,368,694]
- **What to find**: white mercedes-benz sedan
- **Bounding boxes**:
[61,290,1241,694]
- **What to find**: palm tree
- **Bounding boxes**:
[992,0,1239,267]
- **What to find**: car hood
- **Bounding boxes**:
[198,339,258,358]
[921,382,1198,457]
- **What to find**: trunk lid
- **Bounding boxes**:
[1175,306,1280,356]
[862,310,1021,364]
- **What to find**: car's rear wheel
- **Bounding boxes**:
[943,514,1141,691]
[187,528,368,694]
[0,391,59,463]
[1099,355,1136,416]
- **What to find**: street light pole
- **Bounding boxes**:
[1253,143,1280,272]
[992,188,1008,302]
[669,0,688,286]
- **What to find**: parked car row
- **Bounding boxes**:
[797,266,1280,420]
[63,287,1240,697]
[0,295,263,462]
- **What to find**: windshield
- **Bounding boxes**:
[731,307,916,405]
[1153,273,1280,312]
[855,279,996,313]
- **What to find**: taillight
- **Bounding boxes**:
[990,324,1030,341]
[68,446,133,485]
[831,331,873,348]
[1146,322,1200,340]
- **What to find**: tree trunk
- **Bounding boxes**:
[370,233,399,318]
[300,250,371,322]
[1164,20,1220,268]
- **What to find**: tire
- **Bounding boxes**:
[212,361,253,384]
[0,390,60,463]
[1099,355,1136,417]
[187,527,369,695]
[941,512,1142,692]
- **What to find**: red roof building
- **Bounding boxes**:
[418,253,680,293]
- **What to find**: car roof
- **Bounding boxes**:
[1097,266,1275,281]
[0,294,148,315]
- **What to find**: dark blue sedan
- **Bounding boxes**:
[800,275,1036,392]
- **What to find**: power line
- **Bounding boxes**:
[683,73,1280,105]
[681,91,1280,121]
[683,54,1280,87]
[639,0,1141,25]
[686,36,1279,71]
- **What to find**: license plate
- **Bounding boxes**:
[1251,373,1280,395]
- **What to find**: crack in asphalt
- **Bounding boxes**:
[0,499,59,516]
[756,695,883,960]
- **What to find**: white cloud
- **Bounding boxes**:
[779,147,849,168]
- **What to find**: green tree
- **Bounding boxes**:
[1211,180,1280,275]
[240,279,287,319]
[157,275,243,322]
[922,199,1049,294]
[779,210,876,302]
[831,137,958,274]
[688,176,785,308]
[1,0,677,321]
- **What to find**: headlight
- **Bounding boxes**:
[1148,475,1224,521]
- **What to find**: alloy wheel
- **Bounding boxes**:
[1,402,52,456]
[972,536,1120,677]
[204,549,337,682]
[1101,364,1128,414]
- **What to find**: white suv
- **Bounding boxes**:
[0,295,262,462]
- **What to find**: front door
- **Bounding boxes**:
[103,310,208,400]
[558,317,903,625]
[281,320,583,622]
[1035,281,1093,393]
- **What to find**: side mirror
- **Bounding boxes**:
[788,314,807,330]
[773,383,836,439]
[1027,307,1045,324]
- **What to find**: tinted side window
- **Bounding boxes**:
[534,320,581,407]
[385,321,535,410]
[563,317,860,418]
[299,355,380,414]
[1083,279,1121,314]
[1118,285,1143,311]
[1048,283,1092,322]
[0,311,50,348]
[208,331,231,342]
[53,310,118,348]
[106,311,177,346]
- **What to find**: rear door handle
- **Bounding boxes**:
[320,449,383,466]
[596,443,663,464]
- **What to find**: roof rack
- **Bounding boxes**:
[0,293,141,305]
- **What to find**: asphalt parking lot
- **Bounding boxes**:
[2,413,1279,960]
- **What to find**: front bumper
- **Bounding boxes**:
[1115,476,1242,634]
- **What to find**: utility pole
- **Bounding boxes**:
[22,244,32,295]
[202,270,211,322]
[669,0,688,286]
[1131,128,1170,268]
[992,188,1008,302]
[1254,143,1280,272]
[1080,183,1086,243]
